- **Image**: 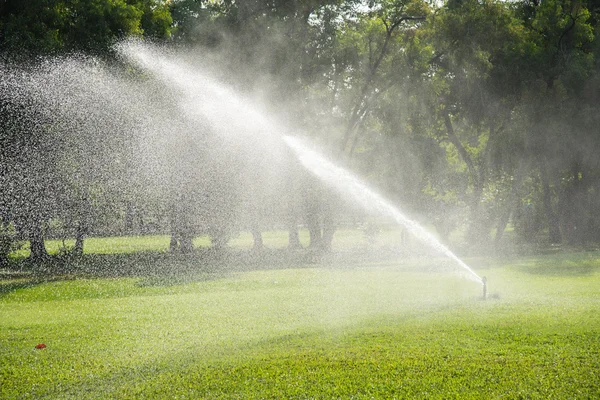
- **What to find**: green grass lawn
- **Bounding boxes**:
[1,237,599,398]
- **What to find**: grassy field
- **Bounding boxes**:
[1,234,599,398]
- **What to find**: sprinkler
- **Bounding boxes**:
[482,276,487,300]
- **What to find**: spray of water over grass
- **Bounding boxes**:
[118,39,482,286]
[284,136,483,284]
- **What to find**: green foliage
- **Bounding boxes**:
[0,0,172,58]
[0,223,23,262]
[3,0,600,254]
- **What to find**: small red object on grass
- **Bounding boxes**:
[35,343,46,349]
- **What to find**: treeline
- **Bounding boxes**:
[2,0,600,262]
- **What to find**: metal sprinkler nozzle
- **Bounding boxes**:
[482,276,487,300]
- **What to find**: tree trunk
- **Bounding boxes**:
[72,195,91,256]
[169,219,194,253]
[442,110,488,244]
[466,183,488,245]
[28,222,48,262]
[169,202,180,252]
[73,222,86,256]
[494,168,525,247]
[321,199,335,251]
[540,163,561,244]
[251,229,263,250]
[169,234,179,252]
[288,227,302,249]
[0,219,12,265]
[442,110,481,188]
[321,220,335,251]
[125,201,134,233]
[180,236,193,253]
[210,233,227,251]
[169,193,194,253]
[286,207,302,249]
[559,160,590,245]
[307,225,322,249]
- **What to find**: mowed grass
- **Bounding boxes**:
[1,237,600,398]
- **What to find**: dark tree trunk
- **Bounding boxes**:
[171,231,194,253]
[466,187,489,246]
[73,222,85,256]
[169,202,180,252]
[321,226,335,251]
[288,223,302,249]
[494,168,525,247]
[169,193,194,253]
[169,234,179,252]
[285,183,302,249]
[0,219,11,265]
[251,229,263,250]
[494,198,518,248]
[540,164,561,244]
[559,161,590,245]
[125,201,134,233]
[307,225,322,249]
[306,192,322,248]
[321,201,335,251]
[28,222,48,262]
[211,233,227,251]
[307,212,336,251]
[73,195,90,256]
[169,222,194,253]
[180,236,193,253]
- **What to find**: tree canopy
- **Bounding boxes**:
[2,0,600,262]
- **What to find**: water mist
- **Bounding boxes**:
[118,40,483,287]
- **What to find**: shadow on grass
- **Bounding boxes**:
[0,272,74,298]
[0,247,349,295]
[0,277,58,296]
[0,243,433,295]
[517,262,599,276]
[6,245,595,295]
[509,250,600,276]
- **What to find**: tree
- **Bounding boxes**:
[0,0,173,261]
[511,0,597,244]
[0,0,172,58]
[412,0,533,246]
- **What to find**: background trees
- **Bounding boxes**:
[0,0,172,57]
[0,1,172,260]
[2,0,600,262]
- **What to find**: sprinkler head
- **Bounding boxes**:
[482,276,487,300]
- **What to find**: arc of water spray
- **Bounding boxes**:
[283,136,483,285]
[119,40,483,286]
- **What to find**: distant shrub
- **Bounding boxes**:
[0,223,24,263]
